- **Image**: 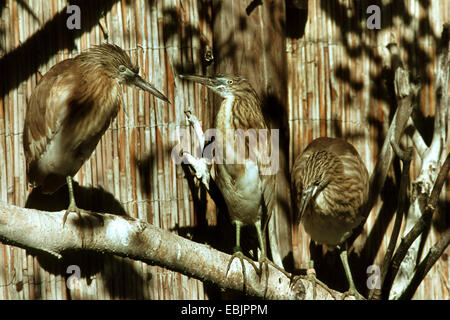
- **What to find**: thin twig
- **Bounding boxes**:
[405,118,427,158]
[369,142,412,300]
[384,153,450,295]
[399,228,450,300]
[390,139,413,162]
[425,153,450,218]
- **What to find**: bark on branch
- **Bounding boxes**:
[368,25,448,299]
[399,228,450,300]
[385,153,450,297]
[0,202,348,300]
[389,24,449,299]
[369,143,413,300]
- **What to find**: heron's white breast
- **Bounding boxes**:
[216,159,262,225]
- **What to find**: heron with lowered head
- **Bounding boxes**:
[292,137,369,299]
[23,44,169,225]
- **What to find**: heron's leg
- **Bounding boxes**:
[256,220,293,297]
[255,220,267,260]
[234,220,242,253]
[226,221,259,293]
[63,176,83,226]
[255,219,269,296]
[255,220,290,278]
[339,244,365,300]
[62,176,103,227]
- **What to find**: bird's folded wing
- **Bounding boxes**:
[257,126,284,267]
[23,60,77,170]
[261,170,275,228]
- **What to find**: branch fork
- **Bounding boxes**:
[181,109,211,190]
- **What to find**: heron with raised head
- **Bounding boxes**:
[292,137,369,299]
[23,43,169,225]
[179,74,285,288]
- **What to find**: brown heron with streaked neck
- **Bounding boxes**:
[179,73,285,290]
[292,137,369,299]
[23,43,169,226]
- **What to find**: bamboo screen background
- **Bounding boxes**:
[0,0,448,299]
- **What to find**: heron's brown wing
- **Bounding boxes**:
[23,59,78,175]
[254,119,275,233]
[229,95,275,224]
[261,171,275,228]
[310,137,369,207]
[291,153,306,213]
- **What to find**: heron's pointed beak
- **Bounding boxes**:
[179,74,221,88]
[297,184,318,225]
[133,75,170,103]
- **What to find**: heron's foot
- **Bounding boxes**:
[341,286,365,300]
[290,268,337,299]
[260,256,290,278]
[256,255,270,298]
[62,204,104,227]
[289,273,319,299]
[63,202,83,227]
[226,247,260,293]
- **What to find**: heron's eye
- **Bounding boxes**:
[227,79,234,85]
[119,65,127,73]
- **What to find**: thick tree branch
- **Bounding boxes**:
[0,202,348,300]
